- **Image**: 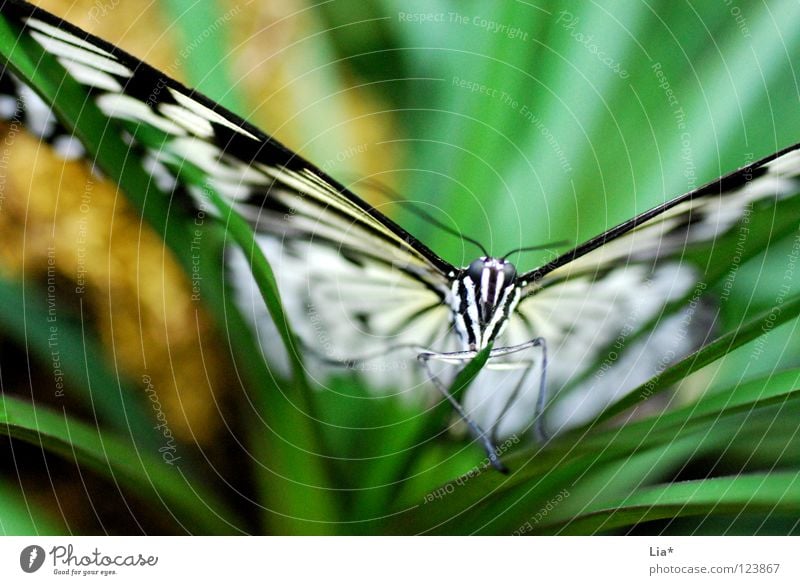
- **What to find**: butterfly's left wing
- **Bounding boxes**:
[0,0,458,384]
[481,146,800,436]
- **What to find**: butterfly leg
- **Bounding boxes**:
[487,337,549,445]
[417,352,509,473]
[532,337,549,443]
[476,337,550,443]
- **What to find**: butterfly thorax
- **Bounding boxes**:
[449,257,522,351]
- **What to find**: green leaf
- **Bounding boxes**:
[387,364,800,533]
[548,472,800,535]
[587,293,800,427]
[448,343,493,400]
[0,274,156,445]
[0,395,242,534]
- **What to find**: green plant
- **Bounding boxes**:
[0,0,798,535]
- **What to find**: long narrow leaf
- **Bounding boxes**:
[587,293,800,427]
[548,472,800,535]
[0,274,156,445]
[0,395,242,534]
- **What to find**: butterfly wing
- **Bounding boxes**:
[476,146,800,435]
[0,0,457,384]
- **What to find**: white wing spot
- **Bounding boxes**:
[18,84,55,138]
[168,88,260,141]
[29,31,132,77]
[25,17,116,57]
[52,135,85,159]
[96,93,187,136]
[58,58,123,92]
[142,152,178,192]
[0,95,18,118]
[158,103,214,137]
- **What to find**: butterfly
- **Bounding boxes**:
[1,0,799,472]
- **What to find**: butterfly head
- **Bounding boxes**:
[451,257,522,351]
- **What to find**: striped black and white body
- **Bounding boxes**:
[3,0,800,470]
[450,257,521,352]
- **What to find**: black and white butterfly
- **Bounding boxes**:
[1,0,799,472]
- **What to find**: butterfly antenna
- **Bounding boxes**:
[396,201,489,257]
[355,177,489,257]
[501,240,571,261]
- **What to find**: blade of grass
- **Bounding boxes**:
[546,471,800,535]
[569,371,800,456]
[0,11,311,396]
[584,292,800,428]
[461,431,715,535]
[0,394,242,533]
[200,188,340,531]
[0,274,157,447]
[458,388,800,534]
[449,343,493,400]
[352,343,496,520]
[387,368,800,533]
[200,185,308,385]
[195,227,339,533]
[497,370,800,494]
[0,10,194,251]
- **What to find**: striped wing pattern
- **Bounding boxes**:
[0,0,456,382]
[0,0,453,283]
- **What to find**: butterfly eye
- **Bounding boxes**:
[466,258,486,283]
[502,262,517,283]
